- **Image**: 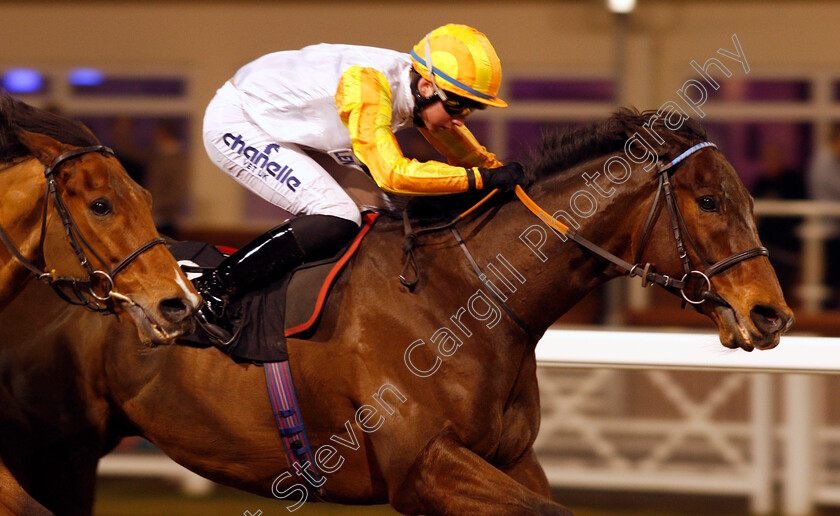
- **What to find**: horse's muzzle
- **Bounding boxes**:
[716,302,793,352]
[158,296,196,325]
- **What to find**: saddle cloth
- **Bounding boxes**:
[173,212,379,363]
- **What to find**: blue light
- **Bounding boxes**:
[68,68,104,86]
[2,68,43,93]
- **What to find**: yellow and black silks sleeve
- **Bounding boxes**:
[336,66,494,195]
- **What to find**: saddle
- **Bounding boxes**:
[173,213,379,363]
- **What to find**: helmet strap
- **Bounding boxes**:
[412,32,467,127]
[410,69,435,128]
[424,33,448,102]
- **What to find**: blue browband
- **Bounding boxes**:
[659,141,717,173]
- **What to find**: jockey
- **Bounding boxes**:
[196,24,524,342]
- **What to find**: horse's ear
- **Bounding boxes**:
[15,129,73,167]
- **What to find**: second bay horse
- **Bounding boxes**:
[0,94,199,343]
[0,94,200,515]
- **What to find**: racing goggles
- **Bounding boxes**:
[434,90,487,117]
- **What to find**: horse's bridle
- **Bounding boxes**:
[629,142,768,306]
[518,141,768,309]
[399,141,770,342]
[0,145,166,312]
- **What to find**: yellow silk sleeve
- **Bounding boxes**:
[336,66,478,196]
[418,125,504,170]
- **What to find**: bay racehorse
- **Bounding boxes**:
[0,109,792,515]
[0,94,199,515]
[0,93,199,341]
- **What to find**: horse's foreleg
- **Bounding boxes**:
[390,433,573,516]
[16,444,99,516]
[498,446,552,498]
[0,465,54,516]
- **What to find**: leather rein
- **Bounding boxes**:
[520,142,768,308]
[400,141,768,341]
[0,145,166,312]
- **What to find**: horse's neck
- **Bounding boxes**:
[464,158,653,334]
[0,159,47,308]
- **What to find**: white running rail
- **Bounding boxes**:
[534,328,840,516]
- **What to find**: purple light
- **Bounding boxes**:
[2,68,43,93]
[68,68,104,86]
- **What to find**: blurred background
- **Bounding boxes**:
[4,0,840,514]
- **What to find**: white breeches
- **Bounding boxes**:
[203,88,362,226]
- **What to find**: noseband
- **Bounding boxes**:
[0,145,166,312]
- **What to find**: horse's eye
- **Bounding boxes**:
[90,197,113,216]
[697,195,719,212]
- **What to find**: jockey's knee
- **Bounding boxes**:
[289,214,360,261]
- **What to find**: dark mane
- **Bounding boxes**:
[403,108,708,224]
[0,92,99,162]
[527,107,707,182]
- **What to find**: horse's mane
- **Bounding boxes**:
[0,92,99,162]
[403,107,707,223]
[527,107,707,182]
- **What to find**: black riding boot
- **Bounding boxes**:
[194,214,360,343]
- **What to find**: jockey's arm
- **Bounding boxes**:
[336,66,498,196]
[417,124,503,170]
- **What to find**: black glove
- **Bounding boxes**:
[478,162,525,191]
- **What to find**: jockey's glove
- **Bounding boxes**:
[478,162,526,191]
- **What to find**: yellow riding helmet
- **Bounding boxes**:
[410,24,507,108]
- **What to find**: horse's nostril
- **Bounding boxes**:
[159,297,189,323]
[750,304,787,334]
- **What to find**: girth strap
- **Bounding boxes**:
[264,361,328,503]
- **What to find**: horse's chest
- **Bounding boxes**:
[463,388,540,466]
[493,403,540,464]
